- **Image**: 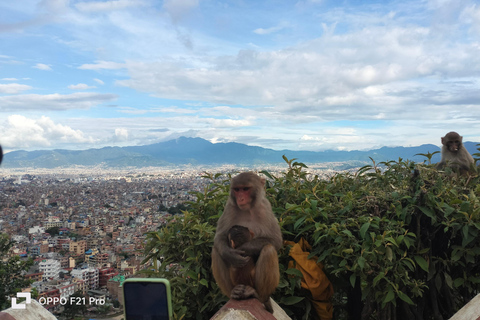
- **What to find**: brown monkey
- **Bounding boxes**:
[227,225,274,313]
[436,131,474,174]
[212,172,282,313]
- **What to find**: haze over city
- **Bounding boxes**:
[1,0,480,154]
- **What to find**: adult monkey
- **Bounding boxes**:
[436,131,474,174]
[212,172,282,313]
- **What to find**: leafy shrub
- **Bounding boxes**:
[142,156,480,320]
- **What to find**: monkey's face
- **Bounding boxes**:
[442,132,462,153]
[446,140,461,152]
[233,186,253,210]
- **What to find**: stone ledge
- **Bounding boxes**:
[450,294,480,320]
[211,298,291,320]
[0,299,56,320]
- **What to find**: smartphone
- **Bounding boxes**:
[123,278,173,320]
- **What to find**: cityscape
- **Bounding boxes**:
[0,164,339,319]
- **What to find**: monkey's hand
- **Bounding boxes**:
[237,237,272,256]
[223,247,249,268]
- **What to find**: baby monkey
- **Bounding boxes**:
[227,225,273,313]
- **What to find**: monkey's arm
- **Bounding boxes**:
[214,232,250,268]
[237,236,282,257]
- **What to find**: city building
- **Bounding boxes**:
[39,259,61,280]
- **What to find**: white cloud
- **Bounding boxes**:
[68,83,97,90]
[33,63,52,70]
[116,107,150,115]
[78,61,125,70]
[253,24,287,35]
[0,83,32,94]
[114,128,129,141]
[94,78,105,85]
[1,78,18,81]
[155,106,197,114]
[75,0,147,12]
[0,92,117,111]
[0,115,95,149]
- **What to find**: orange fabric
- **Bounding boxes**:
[286,238,334,320]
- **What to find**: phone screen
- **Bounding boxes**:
[123,279,171,320]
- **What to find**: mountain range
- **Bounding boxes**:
[2,137,479,169]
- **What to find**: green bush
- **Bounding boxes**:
[142,156,480,320]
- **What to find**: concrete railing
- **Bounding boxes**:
[210,298,291,320]
[0,299,57,320]
[449,294,480,320]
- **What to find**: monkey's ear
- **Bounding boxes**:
[230,239,236,249]
[260,177,266,187]
[441,137,445,145]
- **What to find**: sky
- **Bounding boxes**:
[1,0,480,154]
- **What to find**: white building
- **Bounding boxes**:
[59,282,76,300]
[39,259,61,280]
[44,216,63,229]
[29,226,45,235]
[71,266,99,290]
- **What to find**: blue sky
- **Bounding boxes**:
[1,0,480,153]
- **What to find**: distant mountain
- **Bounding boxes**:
[2,137,479,169]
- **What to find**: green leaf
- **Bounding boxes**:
[294,215,307,231]
[444,273,453,289]
[383,288,395,305]
[386,247,393,262]
[373,273,385,286]
[342,229,353,237]
[454,278,464,288]
[357,256,366,270]
[285,268,304,277]
[397,291,414,305]
[414,256,429,272]
[359,222,370,239]
[350,274,356,288]
[462,225,469,239]
[281,296,305,305]
[402,259,415,272]
[418,206,436,222]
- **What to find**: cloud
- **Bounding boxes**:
[155,106,197,114]
[0,83,32,94]
[68,83,97,90]
[78,61,125,70]
[110,18,480,124]
[0,115,95,149]
[116,107,149,115]
[253,23,288,35]
[163,0,199,23]
[75,0,147,12]
[33,63,52,70]
[94,78,105,85]
[113,128,129,141]
[1,78,18,81]
[0,92,118,111]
